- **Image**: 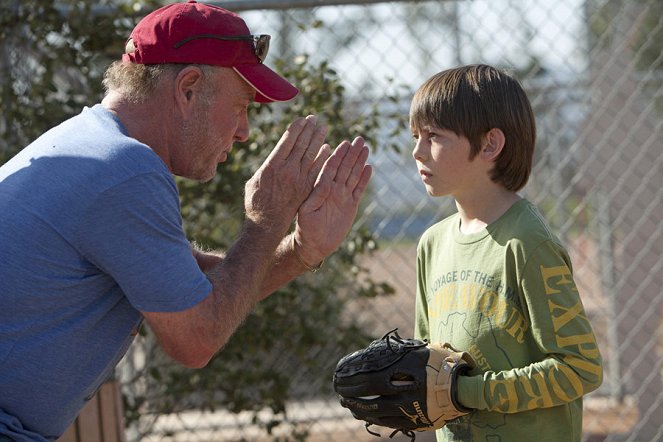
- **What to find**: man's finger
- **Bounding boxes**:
[263,117,309,164]
[352,165,373,201]
[309,143,332,185]
[333,137,364,185]
[323,140,350,183]
[307,123,329,162]
[301,144,343,212]
[285,115,322,162]
[344,138,370,189]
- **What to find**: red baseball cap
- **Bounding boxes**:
[122,0,298,103]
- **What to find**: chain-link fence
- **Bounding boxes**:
[117,0,662,441]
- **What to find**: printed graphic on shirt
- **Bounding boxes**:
[427,262,601,433]
[427,270,528,349]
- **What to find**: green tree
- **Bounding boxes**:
[0,0,158,163]
[589,0,663,70]
[588,0,663,111]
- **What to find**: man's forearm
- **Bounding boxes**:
[256,233,322,299]
[196,220,286,350]
[191,243,224,272]
[194,232,320,302]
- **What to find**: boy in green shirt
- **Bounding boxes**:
[410,64,603,441]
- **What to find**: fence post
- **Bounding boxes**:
[597,191,622,400]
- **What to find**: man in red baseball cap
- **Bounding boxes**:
[0,1,372,439]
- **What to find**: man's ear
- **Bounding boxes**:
[481,128,505,161]
[174,66,204,114]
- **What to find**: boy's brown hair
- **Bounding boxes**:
[409,64,536,192]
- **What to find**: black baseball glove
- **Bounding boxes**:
[333,329,476,440]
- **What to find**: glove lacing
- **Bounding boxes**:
[365,422,417,442]
[381,328,427,353]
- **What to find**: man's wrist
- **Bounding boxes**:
[292,235,324,272]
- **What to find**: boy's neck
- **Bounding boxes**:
[455,187,521,235]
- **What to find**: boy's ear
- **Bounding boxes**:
[481,128,505,161]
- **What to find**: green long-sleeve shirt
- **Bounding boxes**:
[415,199,603,441]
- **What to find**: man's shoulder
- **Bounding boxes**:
[62,105,166,170]
[30,105,168,186]
[0,104,174,231]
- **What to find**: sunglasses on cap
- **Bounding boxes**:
[173,34,271,63]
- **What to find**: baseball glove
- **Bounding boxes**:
[333,329,476,440]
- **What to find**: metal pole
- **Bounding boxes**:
[597,190,622,400]
[208,0,408,11]
[451,0,462,65]
[55,0,448,16]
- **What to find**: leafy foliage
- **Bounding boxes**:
[588,0,663,112]
[0,0,159,163]
[588,0,663,71]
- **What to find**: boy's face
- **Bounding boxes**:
[412,125,484,198]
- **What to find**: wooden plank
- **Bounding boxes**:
[56,380,126,442]
[56,423,78,442]
[76,394,102,442]
[112,383,127,442]
[98,382,124,442]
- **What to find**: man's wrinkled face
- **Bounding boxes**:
[178,69,254,182]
